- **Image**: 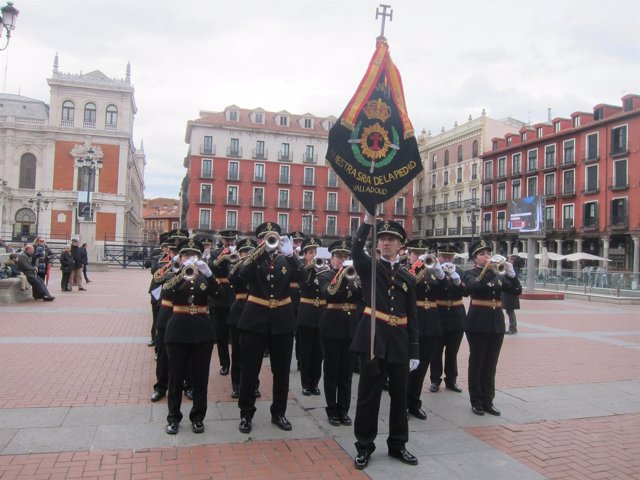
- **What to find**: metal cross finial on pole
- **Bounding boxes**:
[375,4,393,38]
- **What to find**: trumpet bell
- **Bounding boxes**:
[182,265,197,281]
[422,254,437,268]
[228,253,241,264]
[343,265,357,281]
[264,232,280,251]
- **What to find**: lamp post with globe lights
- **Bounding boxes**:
[0,1,19,51]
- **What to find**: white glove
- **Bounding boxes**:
[409,359,420,372]
[432,261,445,280]
[196,260,213,277]
[229,245,236,253]
[182,257,196,267]
[279,235,294,257]
[172,254,180,262]
[449,271,461,286]
[363,209,375,225]
[505,262,516,278]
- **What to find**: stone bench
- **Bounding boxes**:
[0,276,34,304]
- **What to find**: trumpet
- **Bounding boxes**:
[307,257,329,272]
[343,265,357,281]
[182,264,197,282]
[477,255,507,280]
[298,250,305,258]
[171,260,182,272]
[228,253,241,264]
[263,232,280,251]
[421,254,437,268]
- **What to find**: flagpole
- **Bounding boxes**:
[369,205,377,361]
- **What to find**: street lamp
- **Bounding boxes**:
[75,147,103,221]
[28,191,49,238]
[0,1,19,51]
[466,203,480,242]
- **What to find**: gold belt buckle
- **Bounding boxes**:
[447,300,453,307]
[491,299,497,309]
[342,303,350,312]
[268,299,278,309]
[388,315,398,326]
[313,298,320,308]
[189,304,198,314]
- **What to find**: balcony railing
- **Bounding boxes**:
[413,206,423,215]
[545,219,555,231]
[225,197,240,206]
[227,172,241,181]
[435,228,447,236]
[394,207,406,216]
[200,144,216,155]
[301,202,315,210]
[252,149,268,160]
[199,195,214,204]
[462,226,479,235]
[349,204,361,213]
[559,188,575,197]
[583,217,599,230]
[561,157,575,168]
[226,146,243,158]
[583,152,599,163]
[278,151,292,162]
[251,198,267,208]
[303,178,315,186]
[200,171,214,179]
[611,216,628,229]
[253,175,266,183]
[424,229,434,236]
[278,175,291,184]
[277,200,291,209]
[610,147,628,157]
[303,153,318,164]
[583,186,599,195]
[327,178,339,188]
[326,202,339,212]
[448,227,461,236]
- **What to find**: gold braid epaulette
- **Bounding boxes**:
[162,272,182,290]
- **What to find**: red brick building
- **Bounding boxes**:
[480,94,640,273]
[181,106,412,241]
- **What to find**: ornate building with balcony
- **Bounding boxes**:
[481,94,640,272]
[0,55,145,256]
[143,198,180,246]
[413,111,525,250]
[182,105,412,241]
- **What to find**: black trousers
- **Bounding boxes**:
[238,331,293,419]
[354,356,408,454]
[298,325,323,390]
[407,335,438,410]
[153,328,169,393]
[166,341,214,424]
[229,324,241,391]
[430,329,464,385]
[466,332,504,408]
[150,299,159,344]
[212,306,231,368]
[61,271,71,291]
[26,275,50,299]
[321,337,354,417]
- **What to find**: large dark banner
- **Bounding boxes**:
[326,38,423,215]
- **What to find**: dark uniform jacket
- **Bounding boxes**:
[163,271,219,343]
[296,268,326,329]
[317,267,363,339]
[434,265,467,331]
[404,261,445,337]
[208,247,235,307]
[462,267,522,334]
[15,251,37,277]
[227,261,249,327]
[148,252,171,294]
[349,223,419,364]
[236,249,306,334]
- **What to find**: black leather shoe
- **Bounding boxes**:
[220,366,229,375]
[429,382,439,392]
[165,422,179,434]
[254,389,261,398]
[239,417,252,433]
[484,405,501,416]
[231,390,239,399]
[150,390,165,402]
[339,414,352,426]
[79,288,87,291]
[43,296,55,302]
[184,389,193,400]
[408,407,427,420]
[191,421,205,433]
[328,415,340,426]
[311,387,321,395]
[382,379,390,391]
[445,383,463,393]
[471,405,485,416]
[271,415,292,431]
[388,449,418,465]
[147,340,155,347]
[354,451,371,470]
[302,387,312,396]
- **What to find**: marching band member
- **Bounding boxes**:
[163,238,219,435]
[403,239,446,420]
[208,229,239,376]
[235,222,306,434]
[317,239,362,427]
[430,242,467,394]
[462,239,522,416]
[350,213,420,470]
[296,237,326,397]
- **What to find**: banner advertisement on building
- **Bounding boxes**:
[507,195,543,233]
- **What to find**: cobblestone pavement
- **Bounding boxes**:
[0,268,638,479]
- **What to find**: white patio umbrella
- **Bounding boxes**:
[563,252,611,262]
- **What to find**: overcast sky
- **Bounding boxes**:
[3,0,639,199]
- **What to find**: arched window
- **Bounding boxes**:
[472,140,479,158]
[15,208,36,223]
[84,102,97,126]
[457,145,463,162]
[105,104,118,129]
[444,150,450,166]
[19,153,37,189]
[62,100,75,123]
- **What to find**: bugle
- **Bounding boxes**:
[309,257,329,272]
[263,232,280,251]
[171,260,182,272]
[343,265,357,281]
[182,265,197,281]
[228,253,241,264]
[421,254,437,268]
